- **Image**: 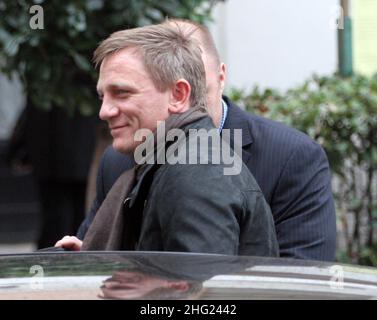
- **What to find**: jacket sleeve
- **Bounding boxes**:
[272,140,336,261]
[240,190,279,257]
[149,164,277,256]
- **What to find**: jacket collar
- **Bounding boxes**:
[127,163,156,208]
[128,99,255,207]
[128,116,212,208]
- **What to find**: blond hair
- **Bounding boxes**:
[93,23,206,109]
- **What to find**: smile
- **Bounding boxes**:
[110,124,129,134]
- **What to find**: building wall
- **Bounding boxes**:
[209,0,339,91]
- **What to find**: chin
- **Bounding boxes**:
[112,140,133,154]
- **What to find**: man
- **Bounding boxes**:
[73,19,336,261]
[56,23,278,256]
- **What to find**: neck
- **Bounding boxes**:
[210,103,223,127]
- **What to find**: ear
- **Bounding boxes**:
[168,79,191,114]
[219,62,226,93]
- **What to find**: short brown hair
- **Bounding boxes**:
[93,23,207,110]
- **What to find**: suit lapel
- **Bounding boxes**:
[222,97,253,165]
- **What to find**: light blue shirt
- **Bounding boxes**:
[219,99,228,132]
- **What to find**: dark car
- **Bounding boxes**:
[1,251,377,300]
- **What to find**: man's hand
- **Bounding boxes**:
[55,236,82,251]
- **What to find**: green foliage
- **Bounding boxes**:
[228,73,377,266]
[359,243,377,266]
[0,0,220,115]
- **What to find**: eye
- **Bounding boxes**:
[114,89,129,96]
[98,94,104,101]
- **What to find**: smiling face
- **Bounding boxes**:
[100,271,170,299]
[97,47,171,153]
[99,271,190,300]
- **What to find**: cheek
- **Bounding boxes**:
[120,104,142,127]
[147,98,170,122]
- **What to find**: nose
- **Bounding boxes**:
[99,96,119,121]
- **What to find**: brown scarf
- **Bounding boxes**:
[81,106,207,251]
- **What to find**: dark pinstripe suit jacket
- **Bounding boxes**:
[77,97,336,261]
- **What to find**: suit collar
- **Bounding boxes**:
[222,96,253,147]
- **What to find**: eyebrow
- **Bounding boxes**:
[97,82,134,95]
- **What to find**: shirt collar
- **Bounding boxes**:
[218,98,228,132]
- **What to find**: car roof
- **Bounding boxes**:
[1,251,377,300]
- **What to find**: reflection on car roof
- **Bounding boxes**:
[0,252,376,300]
